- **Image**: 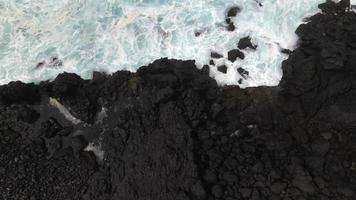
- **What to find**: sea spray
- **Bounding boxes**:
[0,0,325,87]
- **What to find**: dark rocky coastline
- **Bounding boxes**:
[1,0,356,199]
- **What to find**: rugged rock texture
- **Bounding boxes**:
[1,1,356,200]
[227,49,245,62]
[238,36,257,50]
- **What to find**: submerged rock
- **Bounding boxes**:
[227,6,241,17]
[226,22,236,31]
[210,51,223,59]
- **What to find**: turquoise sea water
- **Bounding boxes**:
[0,0,325,87]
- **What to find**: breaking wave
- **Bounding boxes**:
[0,0,326,87]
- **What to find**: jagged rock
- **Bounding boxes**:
[238,36,257,50]
[281,48,292,55]
[237,67,249,79]
[48,57,63,67]
[217,65,227,73]
[211,52,223,59]
[228,49,245,62]
[226,22,235,31]
[227,6,241,17]
[191,182,206,199]
[225,17,232,24]
[211,185,223,198]
[1,1,356,200]
[292,175,315,193]
[270,182,286,194]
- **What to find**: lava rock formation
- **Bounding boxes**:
[1,1,356,200]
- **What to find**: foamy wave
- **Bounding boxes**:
[0,0,325,87]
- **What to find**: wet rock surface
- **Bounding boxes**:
[238,36,257,50]
[226,6,241,17]
[217,65,227,73]
[1,1,356,200]
[228,49,245,62]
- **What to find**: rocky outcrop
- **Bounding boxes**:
[1,0,356,200]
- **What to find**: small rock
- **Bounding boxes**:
[227,22,236,31]
[237,67,249,79]
[209,60,215,65]
[239,188,251,198]
[292,175,315,193]
[211,52,223,59]
[238,36,257,50]
[313,177,327,189]
[312,138,329,155]
[337,187,354,197]
[223,171,238,182]
[251,189,260,200]
[271,182,286,194]
[49,57,63,67]
[225,18,231,24]
[204,170,217,183]
[41,117,63,138]
[228,49,245,62]
[217,65,227,73]
[281,48,292,55]
[197,131,210,140]
[227,6,241,17]
[191,181,206,199]
[211,185,223,198]
[306,156,324,170]
[321,132,332,140]
[36,61,46,68]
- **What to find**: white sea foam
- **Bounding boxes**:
[85,141,105,161]
[0,0,326,87]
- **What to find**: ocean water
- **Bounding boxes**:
[0,0,327,87]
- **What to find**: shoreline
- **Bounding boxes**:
[1,0,356,199]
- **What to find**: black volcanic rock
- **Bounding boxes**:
[0,81,40,105]
[210,52,223,59]
[228,49,245,62]
[226,22,235,31]
[225,17,231,24]
[227,6,241,17]
[217,65,227,73]
[237,67,249,79]
[201,65,210,75]
[281,48,292,55]
[238,36,257,50]
[1,1,356,200]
